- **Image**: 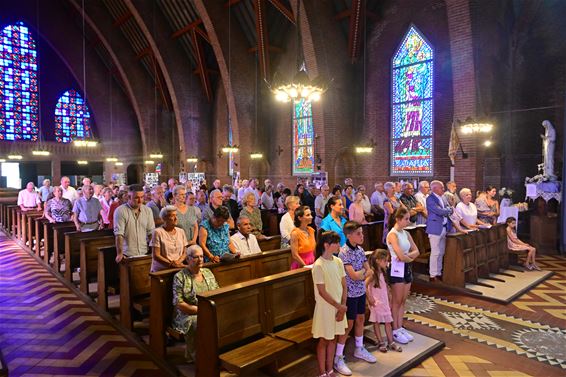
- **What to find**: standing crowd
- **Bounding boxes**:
[16,175,538,375]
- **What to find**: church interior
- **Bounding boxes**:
[0,0,565,376]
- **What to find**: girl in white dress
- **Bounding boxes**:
[311,231,348,377]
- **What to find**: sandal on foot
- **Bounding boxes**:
[378,341,388,353]
[388,342,403,352]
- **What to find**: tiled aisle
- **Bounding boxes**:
[0,235,169,377]
[404,255,566,376]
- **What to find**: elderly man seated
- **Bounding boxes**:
[230,216,262,256]
[172,245,219,363]
[18,182,42,212]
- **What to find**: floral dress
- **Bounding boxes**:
[200,219,230,261]
[172,268,219,361]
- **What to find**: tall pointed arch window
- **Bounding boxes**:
[0,22,39,141]
[391,25,434,175]
[54,89,92,143]
[292,98,314,175]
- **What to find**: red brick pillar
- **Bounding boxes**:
[446,0,482,194]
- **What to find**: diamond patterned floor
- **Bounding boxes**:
[0,234,171,377]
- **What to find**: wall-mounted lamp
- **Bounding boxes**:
[149,153,163,159]
[355,138,376,154]
[32,150,50,156]
[186,156,198,163]
[74,140,98,147]
[77,160,88,165]
[250,153,263,159]
[221,145,239,154]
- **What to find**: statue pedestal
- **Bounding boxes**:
[530,214,558,252]
[525,181,561,252]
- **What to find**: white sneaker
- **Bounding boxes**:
[354,346,377,363]
[393,329,409,344]
[333,355,352,376]
[400,327,414,342]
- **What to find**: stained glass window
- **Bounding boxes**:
[54,89,92,143]
[292,98,314,175]
[391,25,434,175]
[0,22,39,141]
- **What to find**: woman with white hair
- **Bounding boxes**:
[383,181,403,242]
[150,205,188,272]
[455,188,488,230]
[240,192,264,237]
[280,195,300,248]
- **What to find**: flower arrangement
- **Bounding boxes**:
[513,202,529,212]
[498,187,514,198]
[525,174,551,184]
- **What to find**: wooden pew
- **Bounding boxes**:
[43,221,74,264]
[23,211,43,249]
[495,224,509,269]
[406,226,432,274]
[442,225,508,288]
[361,221,386,252]
[196,268,314,377]
[34,218,49,257]
[0,201,17,230]
[14,207,22,240]
[79,236,116,296]
[7,204,18,235]
[260,209,280,236]
[485,226,500,273]
[149,248,293,358]
[97,246,120,311]
[0,200,16,232]
[53,223,78,273]
[119,255,153,330]
[63,229,114,282]
[257,234,281,252]
[472,229,489,278]
[444,232,477,287]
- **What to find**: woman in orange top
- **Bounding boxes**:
[290,206,316,269]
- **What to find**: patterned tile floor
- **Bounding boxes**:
[404,254,566,376]
[0,235,171,377]
[1,228,564,377]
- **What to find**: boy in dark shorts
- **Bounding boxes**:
[334,221,377,375]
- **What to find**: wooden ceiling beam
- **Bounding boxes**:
[348,0,365,63]
[225,0,242,7]
[193,68,219,75]
[267,0,295,24]
[135,47,153,60]
[190,29,213,102]
[195,27,210,44]
[254,0,271,80]
[113,12,133,28]
[171,19,203,39]
[247,45,284,53]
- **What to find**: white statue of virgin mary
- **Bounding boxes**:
[541,120,556,180]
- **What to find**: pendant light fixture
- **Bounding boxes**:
[74,0,98,148]
[32,1,50,157]
[269,1,329,103]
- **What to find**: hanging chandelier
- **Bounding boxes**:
[268,2,329,103]
[270,63,328,103]
[459,117,494,134]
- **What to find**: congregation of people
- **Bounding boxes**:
[17,175,539,375]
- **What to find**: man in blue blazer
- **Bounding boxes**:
[425,180,453,282]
